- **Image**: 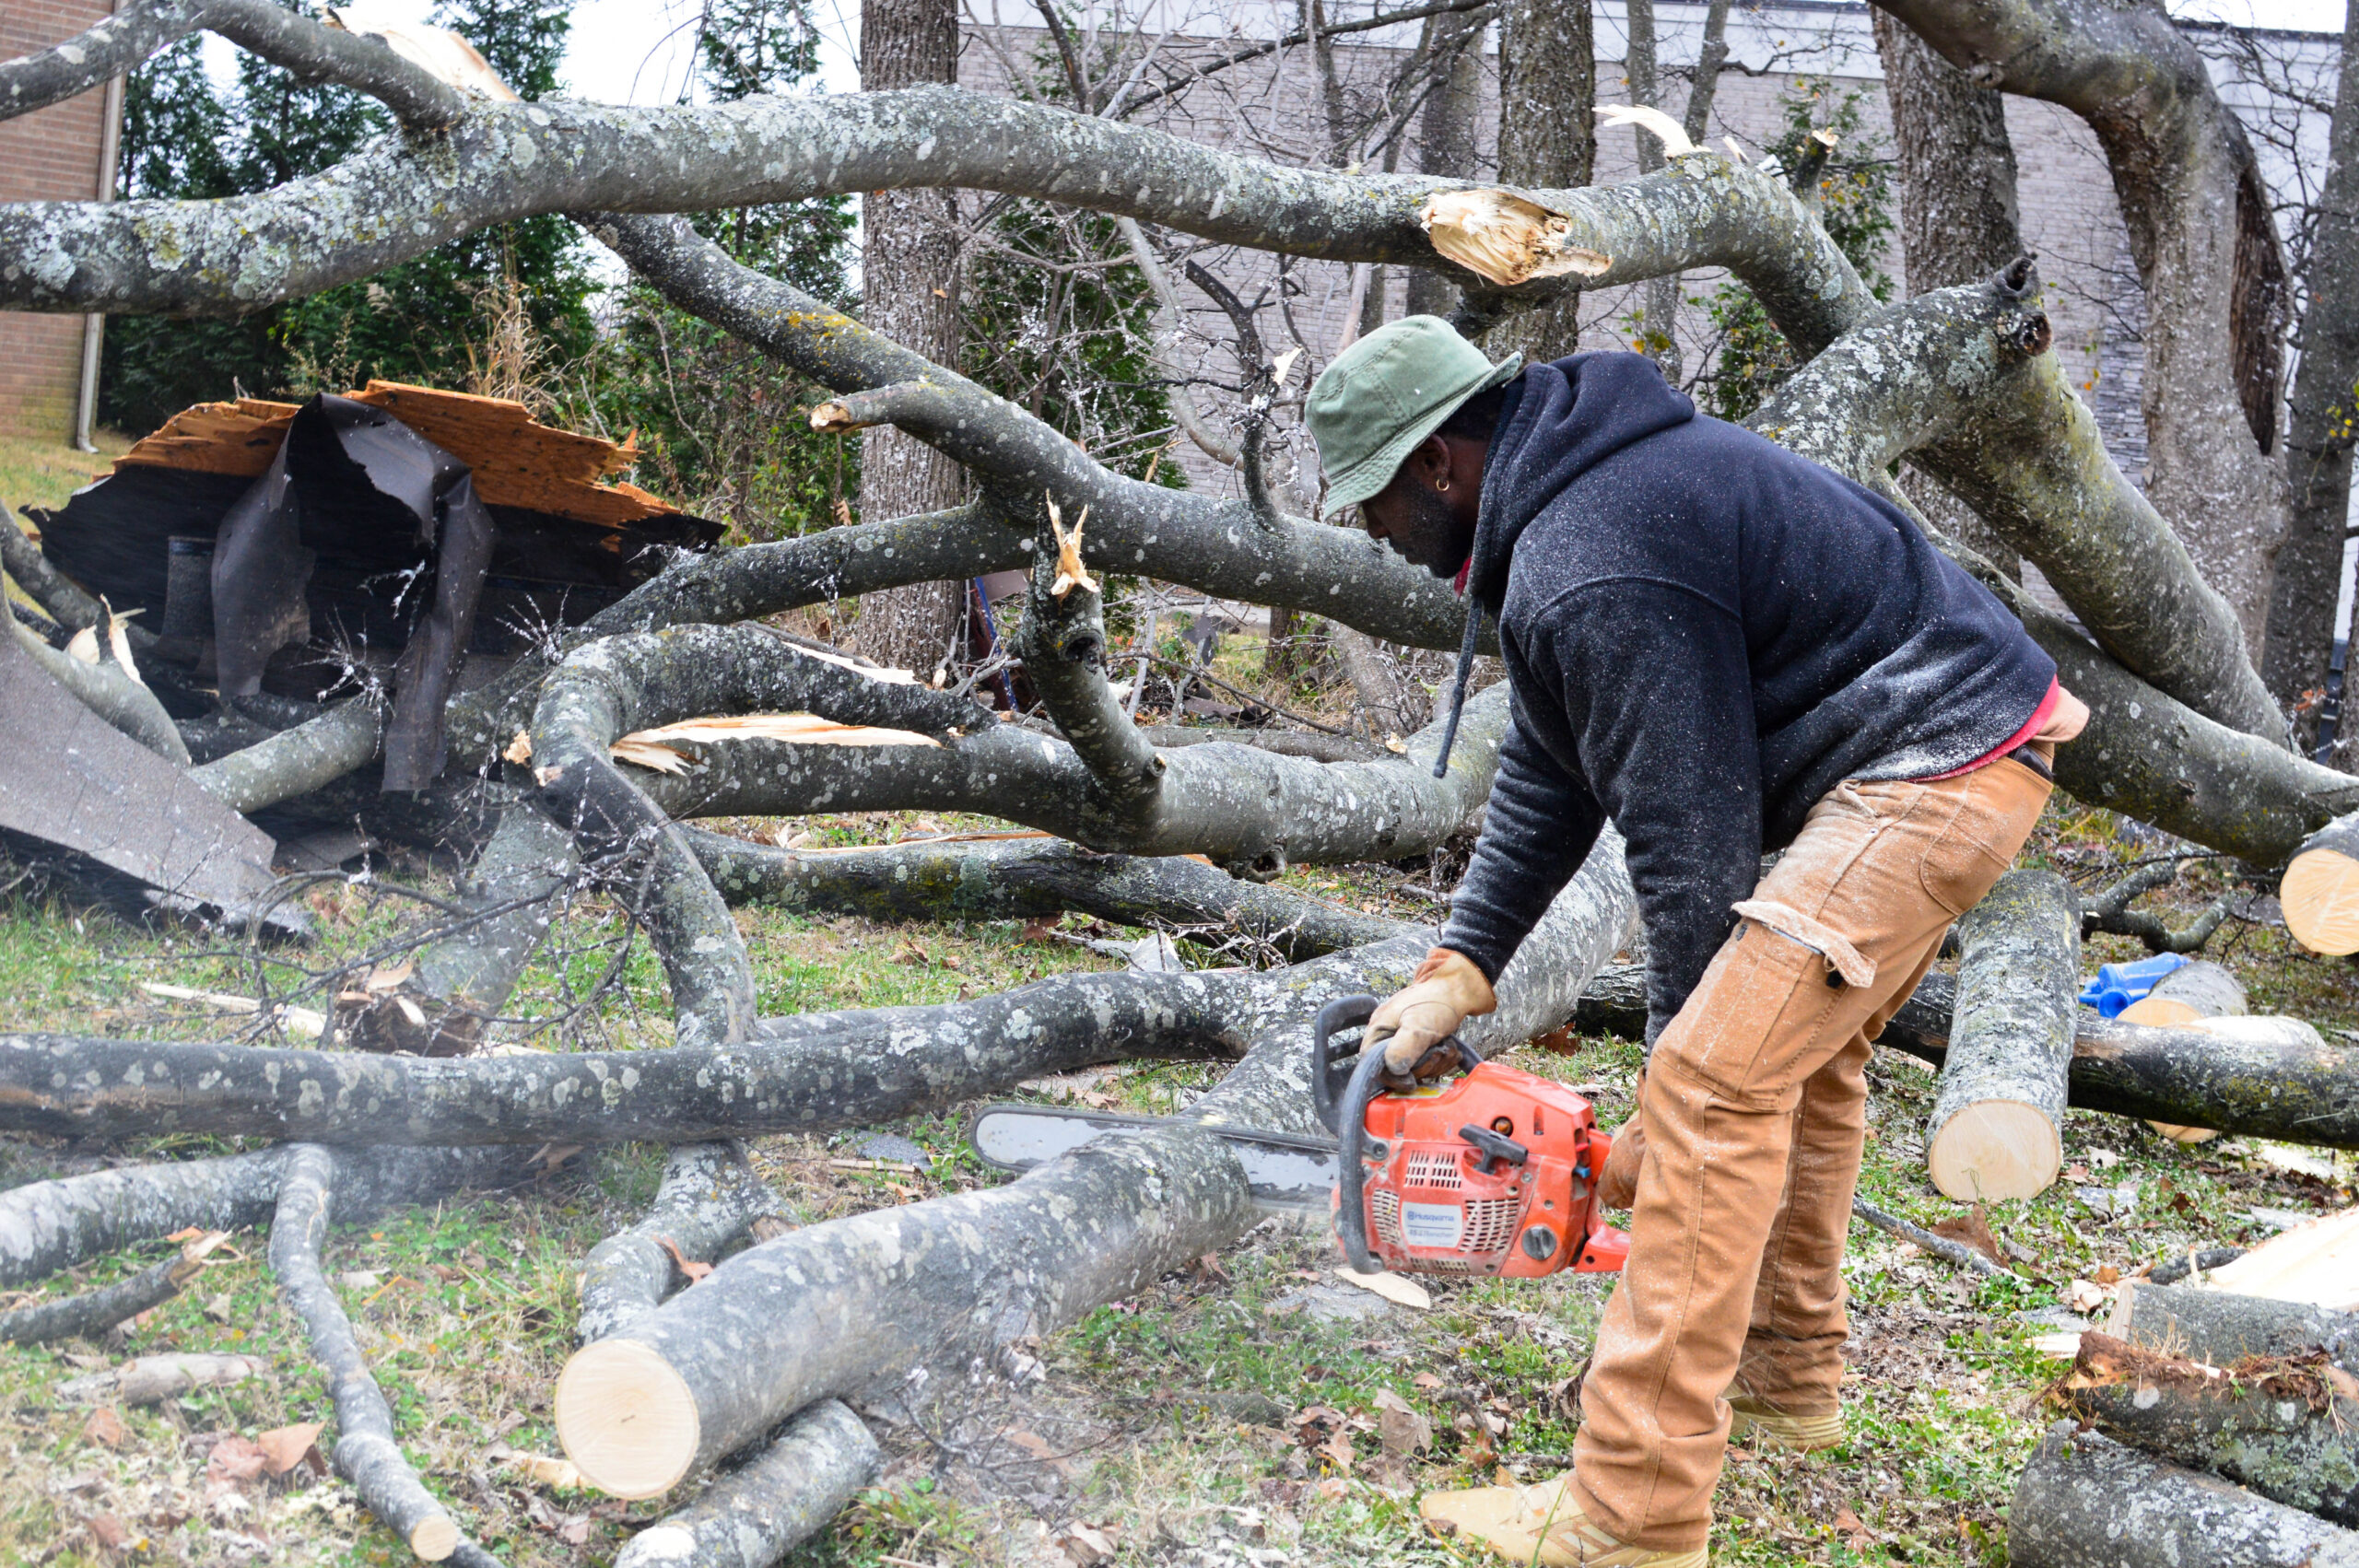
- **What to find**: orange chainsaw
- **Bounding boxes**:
[1313,996,1629,1279]
[966,996,1629,1281]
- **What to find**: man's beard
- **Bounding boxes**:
[1391,483,1475,579]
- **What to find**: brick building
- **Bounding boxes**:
[0,0,122,443]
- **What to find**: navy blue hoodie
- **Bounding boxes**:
[1438,353,2055,1040]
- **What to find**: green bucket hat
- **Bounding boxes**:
[1306,315,1521,516]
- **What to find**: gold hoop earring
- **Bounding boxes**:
[1436,476,1450,492]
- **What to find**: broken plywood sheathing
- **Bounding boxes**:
[0,625,288,930]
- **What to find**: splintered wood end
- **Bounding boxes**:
[1419,190,1611,288]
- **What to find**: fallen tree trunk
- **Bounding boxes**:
[549,831,1637,1500]
[1564,961,2359,1151]
[688,830,1412,961]
[529,622,1501,1045]
[0,1231,219,1344]
[2010,1419,2359,1568]
[342,794,576,1056]
[271,1144,502,1566]
[1880,974,2359,1146]
[1925,869,2079,1201]
[2056,1330,2359,1527]
[0,967,1240,1145]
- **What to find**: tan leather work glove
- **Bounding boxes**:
[1367,948,1497,1079]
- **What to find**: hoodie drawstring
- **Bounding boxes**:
[1432,600,1485,779]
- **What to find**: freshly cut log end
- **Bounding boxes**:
[2118,997,2201,1027]
[1925,870,2079,1202]
[408,1516,460,1562]
[2284,816,2359,954]
[1925,1097,2060,1201]
[556,1338,700,1499]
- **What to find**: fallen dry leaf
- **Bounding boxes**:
[1373,1388,1433,1456]
[1320,1427,1356,1475]
[86,1514,131,1551]
[504,730,534,764]
[1930,1205,2005,1266]
[2095,1263,2122,1286]
[1056,1522,1118,1564]
[82,1407,124,1448]
[258,1422,323,1477]
[205,1435,268,1488]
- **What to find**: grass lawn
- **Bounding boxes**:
[1,790,2353,1568]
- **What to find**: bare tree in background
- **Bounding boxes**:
[1488,0,1594,362]
[858,0,968,672]
[2264,3,2359,728]
[1872,2,2025,575]
[1403,6,1485,320]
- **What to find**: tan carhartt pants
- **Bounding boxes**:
[1572,750,2054,1552]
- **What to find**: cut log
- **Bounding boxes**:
[2055,1330,2359,1527]
[2284,809,2359,954]
[2118,959,2246,1141]
[2117,958,2248,1028]
[550,832,1637,1501]
[271,1145,500,1565]
[2010,1419,2359,1568]
[1925,870,2080,1201]
[610,1399,882,1568]
[2204,1208,2359,1311]
[2111,1280,2359,1366]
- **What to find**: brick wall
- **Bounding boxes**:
[0,0,118,442]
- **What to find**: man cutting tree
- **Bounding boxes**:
[1306,316,2084,1567]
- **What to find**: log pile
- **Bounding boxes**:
[2013,1277,2359,1565]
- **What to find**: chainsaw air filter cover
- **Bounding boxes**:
[1346,1061,1627,1279]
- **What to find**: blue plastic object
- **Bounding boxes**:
[2077,952,2192,1017]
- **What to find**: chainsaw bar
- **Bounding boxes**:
[966,1105,1341,1213]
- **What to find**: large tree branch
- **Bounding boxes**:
[1751,262,2287,743]
[1,0,465,130]
[1883,0,2291,639]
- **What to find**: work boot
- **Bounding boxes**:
[1419,1475,1709,1566]
[1726,1395,1845,1452]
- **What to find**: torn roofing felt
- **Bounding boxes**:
[26,382,722,793]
